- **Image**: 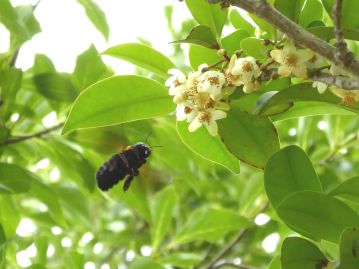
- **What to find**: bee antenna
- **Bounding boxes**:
[144,131,152,144]
[150,145,164,149]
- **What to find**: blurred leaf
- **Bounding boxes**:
[177,121,240,173]
[0,196,19,237]
[189,44,222,70]
[67,251,84,269]
[0,68,22,121]
[322,0,359,28]
[329,177,359,205]
[229,9,255,35]
[222,30,249,56]
[72,44,107,91]
[34,236,48,266]
[172,207,251,245]
[63,75,174,134]
[249,14,274,35]
[264,145,323,207]
[274,0,304,22]
[33,73,77,102]
[33,54,56,74]
[218,106,280,169]
[256,83,359,116]
[308,26,359,41]
[281,237,328,269]
[29,179,67,227]
[298,0,323,27]
[103,43,175,79]
[185,0,228,37]
[268,255,281,269]
[77,0,109,40]
[171,25,219,49]
[338,227,359,269]
[0,163,34,193]
[150,186,177,253]
[276,191,359,242]
[159,252,202,268]
[129,257,164,269]
[0,225,5,269]
[240,37,271,60]
[0,1,40,48]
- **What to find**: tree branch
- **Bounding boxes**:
[228,0,359,78]
[0,123,63,147]
[309,72,359,90]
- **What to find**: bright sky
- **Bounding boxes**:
[1,0,191,73]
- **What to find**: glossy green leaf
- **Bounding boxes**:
[229,9,255,35]
[172,207,251,245]
[29,179,67,227]
[150,186,177,253]
[0,163,34,193]
[222,30,249,56]
[171,25,219,49]
[264,145,323,207]
[177,121,240,173]
[189,44,222,70]
[77,0,109,40]
[240,37,271,60]
[281,237,328,269]
[274,0,304,22]
[63,75,174,134]
[218,106,280,169]
[256,83,359,116]
[249,14,274,35]
[33,73,77,102]
[268,255,281,269]
[254,91,293,117]
[185,0,228,36]
[298,0,323,27]
[0,196,19,237]
[102,43,175,79]
[329,177,359,205]
[338,227,359,269]
[276,191,359,242]
[308,26,359,41]
[72,44,107,92]
[322,0,359,28]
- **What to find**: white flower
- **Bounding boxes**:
[270,41,314,78]
[165,69,187,96]
[225,56,261,93]
[313,81,328,94]
[197,71,226,100]
[176,102,198,122]
[329,86,359,107]
[188,109,227,136]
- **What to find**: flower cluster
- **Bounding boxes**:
[165,57,261,136]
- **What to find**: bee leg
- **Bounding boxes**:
[123,169,139,191]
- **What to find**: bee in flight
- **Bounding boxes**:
[96,142,151,192]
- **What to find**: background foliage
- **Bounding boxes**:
[1,0,359,269]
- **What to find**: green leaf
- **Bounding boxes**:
[229,9,255,35]
[298,0,323,28]
[176,121,240,173]
[129,257,164,269]
[308,26,359,41]
[249,14,274,35]
[264,145,323,207]
[218,106,280,169]
[72,45,107,92]
[268,255,281,269]
[221,30,249,56]
[322,0,359,28]
[0,1,41,48]
[0,163,35,193]
[76,0,109,40]
[150,186,177,253]
[0,196,19,237]
[29,179,67,227]
[33,73,77,102]
[256,83,359,116]
[281,237,328,269]
[172,207,251,245]
[240,37,271,60]
[62,75,174,134]
[254,91,293,117]
[102,43,175,79]
[189,44,222,70]
[33,54,56,74]
[0,68,22,121]
[171,25,219,49]
[329,177,359,205]
[185,0,228,37]
[274,0,304,22]
[0,225,5,269]
[338,227,359,269]
[276,191,359,242]
[159,253,202,268]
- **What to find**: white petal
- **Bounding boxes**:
[292,65,307,78]
[278,65,292,77]
[188,117,202,132]
[176,106,187,121]
[212,110,227,120]
[198,64,208,72]
[165,76,175,87]
[270,49,284,64]
[205,120,218,136]
[186,108,198,123]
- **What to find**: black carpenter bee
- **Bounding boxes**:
[96,142,151,192]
